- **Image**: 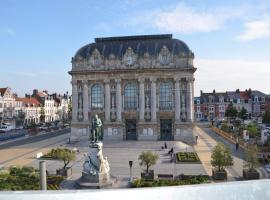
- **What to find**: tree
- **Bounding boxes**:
[39,106,45,123]
[54,148,76,170]
[246,123,259,138]
[238,107,248,120]
[262,111,270,123]
[244,145,259,171]
[138,151,159,173]
[225,103,238,119]
[211,143,233,171]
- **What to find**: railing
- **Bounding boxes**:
[0,180,269,199]
[211,126,246,149]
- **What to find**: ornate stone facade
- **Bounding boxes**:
[69,34,196,144]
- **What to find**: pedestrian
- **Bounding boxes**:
[235,142,239,151]
[164,142,167,149]
[195,135,199,144]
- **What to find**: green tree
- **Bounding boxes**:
[211,143,233,171]
[54,148,76,170]
[238,107,248,120]
[39,106,45,123]
[138,151,159,173]
[262,111,270,123]
[246,123,259,138]
[225,103,238,119]
[244,145,259,171]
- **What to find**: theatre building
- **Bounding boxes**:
[69,34,196,144]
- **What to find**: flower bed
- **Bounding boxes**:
[131,175,210,188]
[175,152,201,163]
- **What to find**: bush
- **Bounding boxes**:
[0,166,64,191]
[131,175,210,188]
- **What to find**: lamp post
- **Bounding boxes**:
[129,160,133,183]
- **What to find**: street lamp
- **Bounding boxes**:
[129,160,133,183]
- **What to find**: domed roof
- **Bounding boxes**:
[74,34,192,59]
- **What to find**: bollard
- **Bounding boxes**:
[39,161,47,190]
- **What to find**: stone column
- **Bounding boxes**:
[39,161,47,190]
[71,80,78,122]
[186,78,194,122]
[174,77,180,122]
[105,80,111,122]
[116,79,122,122]
[150,77,157,122]
[139,77,145,122]
[83,80,89,122]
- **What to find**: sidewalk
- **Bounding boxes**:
[194,126,245,181]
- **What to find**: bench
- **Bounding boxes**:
[157,174,174,180]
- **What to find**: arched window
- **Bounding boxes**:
[91,84,104,109]
[124,83,138,110]
[159,82,173,110]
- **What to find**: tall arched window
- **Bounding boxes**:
[159,82,173,110]
[124,83,138,110]
[91,84,104,109]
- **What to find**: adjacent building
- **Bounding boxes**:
[69,34,196,143]
[195,89,267,121]
[0,87,71,126]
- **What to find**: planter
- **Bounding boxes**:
[212,169,227,180]
[141,170,154,181]
[56,167,72,177]
[243,169,260,180]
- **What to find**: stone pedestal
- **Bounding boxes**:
[76,142,116,189]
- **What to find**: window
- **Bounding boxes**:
[124,83,138,110]
[91,84,104,109]
[159,82,173,110]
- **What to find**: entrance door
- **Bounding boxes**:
[126,119,137,140]
[160,119,173,140]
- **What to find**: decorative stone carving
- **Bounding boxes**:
[139,52,152,68]
[123,47,137,66]
[158,45,172,65]
[88,48,103,68]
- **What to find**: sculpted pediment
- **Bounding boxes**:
[122,47,137,66]
[88,48,104,68]
[158,45,172,66]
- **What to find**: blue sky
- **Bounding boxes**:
[0,0,270,96]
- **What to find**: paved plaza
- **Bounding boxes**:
[0,126,269,189]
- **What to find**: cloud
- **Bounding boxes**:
[128,3,244,34]
[0,28,15,36]
[236,17,270,41]
[194,58,270,96]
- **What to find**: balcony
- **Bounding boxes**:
[0,179,269,200]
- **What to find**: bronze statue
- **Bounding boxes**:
[91,114,102,143]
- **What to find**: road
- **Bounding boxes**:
[0,129,70,167]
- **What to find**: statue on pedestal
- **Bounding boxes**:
[78,114,114,188]
[91,114,102,143]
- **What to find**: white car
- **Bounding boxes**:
[0,125,14,132]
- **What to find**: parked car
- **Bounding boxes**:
[0,124,14,132]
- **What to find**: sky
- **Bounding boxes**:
[0,0,270,96]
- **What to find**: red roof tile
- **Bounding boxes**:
[0,87,7,97]
[16,97,41,106]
